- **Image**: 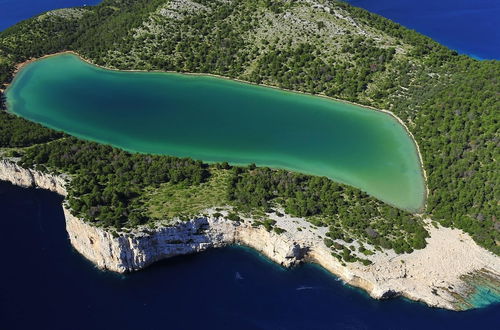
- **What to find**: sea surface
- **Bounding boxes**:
[1,1,499,329]
[0,181,499,330]
[345,0,500,60]
[1,1,498,60]
[6,54,425,211]
[0,0,101,31]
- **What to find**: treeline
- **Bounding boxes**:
[0,61,12,85]
[0,14,83,62]
[0,91,6,110]
[250,38,396,102]
[0,112,63,148]
[19,138,210,228]
[0,0,166,80]
[390,59,500,254]
[227,166,428,254]
[72,0,169,63]
[336,1,456,65]
[0,0,498,254]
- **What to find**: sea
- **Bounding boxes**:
[0,182,499,330]
[345,0,500,60]
[0,0,101,31]
[1,0,498,59]
[0,1,499,329]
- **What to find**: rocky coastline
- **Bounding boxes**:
[0,158,498,311]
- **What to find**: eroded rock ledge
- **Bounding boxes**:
[1,159,499,311]
[0,159,67,196]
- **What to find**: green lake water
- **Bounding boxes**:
[6,54,425,211]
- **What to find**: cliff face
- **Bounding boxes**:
[64,208,306,273]
[0,159,67,196]
[0,159,310,274]
[1,159,499,311]
[64,207,500,311]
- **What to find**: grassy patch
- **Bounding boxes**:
[143,168,231,220]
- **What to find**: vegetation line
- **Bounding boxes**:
[0,0,497,255]
[7,50,428,212]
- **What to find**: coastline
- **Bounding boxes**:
[4,50,428,212]
[0,158,498,311]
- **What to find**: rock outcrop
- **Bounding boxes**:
[62,206,500,311]
[64,209,307,273]
[0,159,67,196]
[1,158,499,311]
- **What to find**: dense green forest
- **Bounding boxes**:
[0,0,498,255]
[0,112,63,147]
[228,166,428,255]
[19,137,209,228]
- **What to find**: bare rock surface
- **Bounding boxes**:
[0,159,67,196]
[1,159,498,310]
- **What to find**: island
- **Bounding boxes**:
[0,0,498,311]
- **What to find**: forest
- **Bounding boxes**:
[0,0,498,255]
[227,166,428,254]
[0,112,63,147]
[19,137,209,228]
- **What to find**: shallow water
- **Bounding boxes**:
[0,182,498,330]
[6,54,426,211]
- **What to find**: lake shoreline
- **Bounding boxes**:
[4,50,428,212]
[0,158,499,311]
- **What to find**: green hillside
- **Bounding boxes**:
[0,0,498,256]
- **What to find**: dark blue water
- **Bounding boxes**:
[2,1,499,59]
[345,0,500,60]
[0,181,499,329]
[0,0,101,31]
[1,1,499,329]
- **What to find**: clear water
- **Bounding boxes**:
[1,2,499,328]
[0,182,498,330]
[468,286,500,309]
[6,54,426,211]
[345,0,500,60]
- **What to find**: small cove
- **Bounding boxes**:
[6,53,426,211]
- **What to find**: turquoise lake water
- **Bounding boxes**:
[6,54,426,211]
[1,3,499,328]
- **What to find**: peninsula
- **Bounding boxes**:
[0,0,498,311]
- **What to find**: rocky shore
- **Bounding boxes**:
[0,158,498,311]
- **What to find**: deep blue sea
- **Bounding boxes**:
[1,0,499,59]
[1,1,499,329]
[345,0,500,60]
[0,0,101,31]
[1,182,499,329]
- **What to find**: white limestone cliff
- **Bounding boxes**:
[0,159,68,196]
[64,208,306,272]
[1,158,498,311]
